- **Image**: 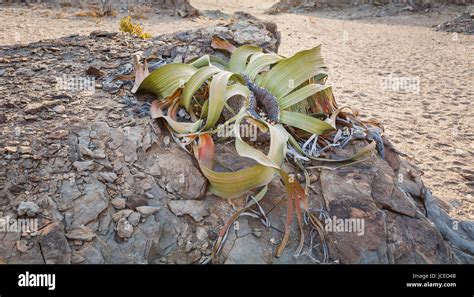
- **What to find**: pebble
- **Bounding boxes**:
[111,198,126,209]
[4,146,17,153]
[52,105,66,114]
[116,217,134,239]
[135,206,160,217]
[128,211,141,227]
[17,201,40,217]
[49,130,69,139]
[196,226,208,241]
[18,146,32,154]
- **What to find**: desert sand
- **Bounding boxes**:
[1,0,472,220]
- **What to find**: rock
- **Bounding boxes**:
[196,226,208,241]
[24,99,61,114]
[168,200,209,222]
[52,105,66,114]
[224,234,270,264]
[79,146,106,159]
[112,209,134,222]
[99,171,118,183]
[85,66,105,77]
[49,130,69,139]
[136,206,160,217]
[70,180,108,227]
[16,240,28,253]
[60,180,82,204]
[73,161,95,172]
[38,222,71,264]
[141,148,207,200]
[18,146,32,154]
[4,146,17,153]
[319,144,457,264]
[65,226,96,241]
[0,113,6,123]
[17,201,40,217]
[72,245,105,264]
[128,212,141,226]
[116,217,134,239]
[111,198,126,209]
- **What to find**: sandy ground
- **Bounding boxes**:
[0,1,473,219]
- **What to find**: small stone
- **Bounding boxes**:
[49,130,69,139]
[163,136,170,146]
[116,217,134,239]
[17,201,40,217]
[73,161,95,172]
[85,66,105,77]
[0,113,6,123]
[24,100,61,114]
[136,206,160,217]
[52,105,66,114]
[252,229,262,238]
[25,115,39,121]
[196,226,208,241]
[112,209,133,222]
[185,241,193,252]
[16,240,28,253]
[99,172,118,183]
[5,146,17,153]
[65,226,96,241]
[168,200,209,222]
[128,212,141,226]
[18,146,32,154]
[79,146,106,159]
[111,198,126,209]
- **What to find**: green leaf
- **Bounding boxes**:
[188,55,211,68]
[259,45,327,99]
[228,45,261,74]
[195,134,277,199]
[244,53,283,80]
[150,100,202,134]
[203,71,243,130]
[280,110,334,135]
[182,66,221,112]
[278,84,332,110]
[138,64,197,99]
[234,113,288,169]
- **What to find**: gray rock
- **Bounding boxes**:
[99,172,118,183]
[72,244,105,264]
[38,222,71,264]
[17,201,40,217]
[168,200,209,222]
[112,209,133,222]
[60,180,82,204]
[128,212,141,227]
[196,226,208,241]
[73,161,95,172]
[141,148,207,200]
[66,226,96,241]
[136,206,160,217]
[70,180,108,228]
[111,198,126,209]
[116,218,134,239]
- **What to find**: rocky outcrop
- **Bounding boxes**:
[0,15,472,264]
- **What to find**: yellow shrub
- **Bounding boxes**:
[119,16,151,39]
